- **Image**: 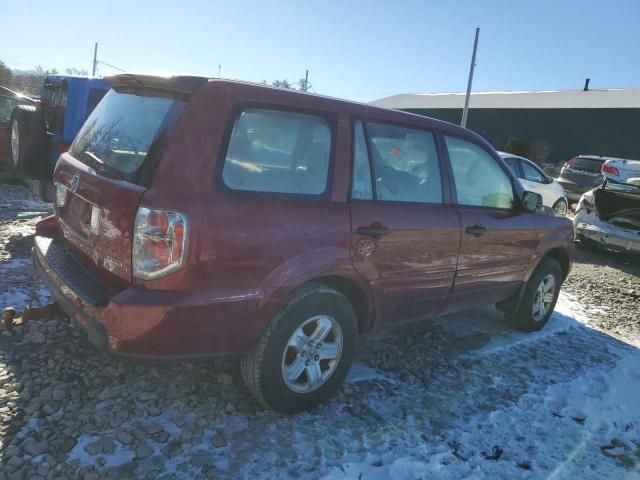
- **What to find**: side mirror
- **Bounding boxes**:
[521,191,542,212]
[544,176,554,184]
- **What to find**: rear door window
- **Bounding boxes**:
[70,89,185,187]
[446,136,514,209]
[351,120,442,204]
[222,108,332,195]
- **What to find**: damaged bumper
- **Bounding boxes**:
[575,211,640,253]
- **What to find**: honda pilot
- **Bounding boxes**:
[33,74,575,413]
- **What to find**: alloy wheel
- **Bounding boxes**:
[554,199,568,216]
[532,274,556,322]
[281,315,343,393]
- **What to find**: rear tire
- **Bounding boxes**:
[241,283,358,414]
[505,257,562,332]
[9,105,46,179]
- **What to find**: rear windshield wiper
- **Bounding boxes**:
[83,151,124,180]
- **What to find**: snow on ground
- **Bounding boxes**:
[20,292,635,480]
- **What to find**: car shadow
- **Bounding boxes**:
[1,288,638,478]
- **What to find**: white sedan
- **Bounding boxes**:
[601,157,640,186]
[499,152,568,215]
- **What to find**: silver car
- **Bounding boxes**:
[574,179,640,254]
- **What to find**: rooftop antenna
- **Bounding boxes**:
[461,27,480,128]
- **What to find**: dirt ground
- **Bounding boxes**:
[0,184,639,480]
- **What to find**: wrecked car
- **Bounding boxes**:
[575,175,640,254]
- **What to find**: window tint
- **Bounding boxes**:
[569,157,603,173]
[357,122,442,204]
[446,136,514,209]
[351,121,373,199]
[222,108,331,195]
[521,161,545,182]
[70,89,183,186]
[503,157,521,178]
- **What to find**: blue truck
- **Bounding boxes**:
[5,75,109,188]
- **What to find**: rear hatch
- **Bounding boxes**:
[53,84,187,285]
[559,156,604,190]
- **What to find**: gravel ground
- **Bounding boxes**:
[0,184,639,479]
[562,247,640,341]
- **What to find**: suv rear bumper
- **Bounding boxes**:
[33,234,265,358]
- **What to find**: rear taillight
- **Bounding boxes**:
[602,164,619,177]
[562,157,576,170]
[133,207,188,280]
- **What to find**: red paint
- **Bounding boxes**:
[34,77,574,358]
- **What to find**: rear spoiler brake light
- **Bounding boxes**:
[103,74,206,95]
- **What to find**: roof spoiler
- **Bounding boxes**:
[103,74,208,95]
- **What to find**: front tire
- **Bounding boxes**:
[241,283,358,413]
[506,257,562,332]
[553,198,568,216]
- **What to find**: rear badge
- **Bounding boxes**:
[68,174,80,193]
[104,256,123,273]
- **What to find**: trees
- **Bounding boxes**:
[0,61,16,90]
[0,60,90,96]
[272,79,292,89]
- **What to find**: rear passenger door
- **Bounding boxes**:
[349,120,461,324]
[443,136,536,312]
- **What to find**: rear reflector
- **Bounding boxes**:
[133,207,188,280]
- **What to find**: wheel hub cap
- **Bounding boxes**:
[281,315,343,393]
[532,274,556,322]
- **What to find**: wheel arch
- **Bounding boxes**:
[310,275,375,333]
[541,247,571,281]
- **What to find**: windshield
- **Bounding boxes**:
[70,89,184,186]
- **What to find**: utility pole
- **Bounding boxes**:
[461,28,479,128]
[218,64,222,77]
[303,70,309,92]
[92,42,98,77]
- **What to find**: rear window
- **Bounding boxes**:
[569,157,603,173]
[70,89,184,186]
[221,108,332,195]
[42,82,68,135]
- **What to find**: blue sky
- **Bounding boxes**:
[3,0,639,102]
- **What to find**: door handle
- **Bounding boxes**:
[357,225,390,239]
[465,224,487,237]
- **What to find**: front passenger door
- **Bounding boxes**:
[443,136,536,313]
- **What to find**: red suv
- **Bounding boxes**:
[34,74,574,412]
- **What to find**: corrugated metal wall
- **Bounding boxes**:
[405,108,640,164]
